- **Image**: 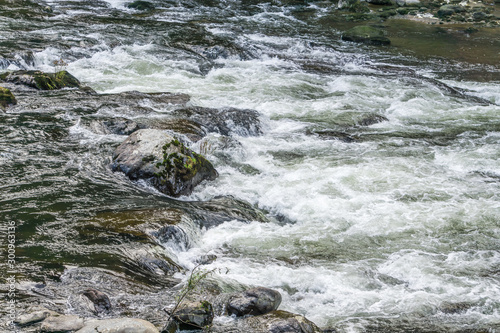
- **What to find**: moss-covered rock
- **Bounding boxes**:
[112,129,218,197]
[0,70,80,90]
[0,86,17,109]
[341,25,391,45]
[436,4,465,18]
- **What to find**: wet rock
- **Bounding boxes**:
[0,70,81,90]
[309,129,358,143]
[82,288,112,314]
[14,307,58,326]
[172,106,262,137]
[0,86,16,109]
[182,196,268,231]
[340,0,370,13]
[40,314,85,332]
[195,254,217,265]
[439,301,474,314]
[167,24,254,60]
[436,4,465,18]
[396,0,420,6]
[210,310,321,333]
[227,287,282,316]
[356,113,388,126]
[366,0,394,5]
[141,117,207,142]
[171,300,214,330]
[127,0,155,11]
[341,26,391,46]
[90,117,140,135]
[112,129,218,197]
[76,318,159,333]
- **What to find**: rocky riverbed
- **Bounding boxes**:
[1,0,499,332]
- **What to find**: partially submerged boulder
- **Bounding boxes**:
[227,287,282,317]
[172,106,262,137]
[245,311,321,333]
[0,70,81,90]
[0,86,17,109]
[341,26,391,46]
[169,300,214,330]
[112,129,218,197]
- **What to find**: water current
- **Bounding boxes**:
[0,0,499,332]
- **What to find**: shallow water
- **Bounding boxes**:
[1,0,499,332]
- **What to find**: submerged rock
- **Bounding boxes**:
[90,117,140,136]
[209,310,322,333]
[356,113,388,126]
[0,86,16,109]
[0,70,81,90]
[227,287,282,317]
[76,318,159,333]
[172,106,263,137]
[341,26,391,46]
[112,129,218,197]
[127,0,155,11]
[169,300,214,330]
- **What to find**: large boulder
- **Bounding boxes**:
[76,318,159,333]
[0,70,80,90]
[341,26,391,46]
[169,300,214,330]
[40,314,85,332]
[112,129,218,197]
[227,287,282,317]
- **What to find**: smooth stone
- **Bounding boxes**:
[40,314,85,332]
[227,287,282,316]
[76,318,159,333]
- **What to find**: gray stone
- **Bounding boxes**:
[112,129,218,197]
[82,288,112,314]
[76,318,159,333]
[40,314,85,332]
[14,308,58,326]
[341,26,391,46]
[227,287,282,316]
[172,300,214,329]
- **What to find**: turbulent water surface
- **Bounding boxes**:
[1,0,499,332]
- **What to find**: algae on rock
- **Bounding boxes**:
[0,86,17,109]
[0,70,81,90]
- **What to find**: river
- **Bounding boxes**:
[1,0,499,332]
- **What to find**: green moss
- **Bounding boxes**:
[155,139,206,184]
[0,70,81,90]
[0,86,17,109]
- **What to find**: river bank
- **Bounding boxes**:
[1,0,499,332]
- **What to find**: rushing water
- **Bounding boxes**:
[1,0,500,332]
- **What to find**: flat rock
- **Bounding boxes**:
[40,314,85,332]
[76,318,159,333]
